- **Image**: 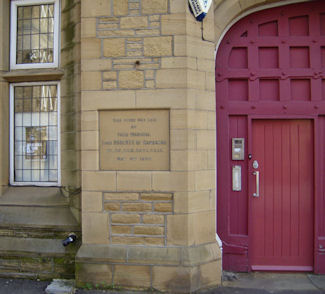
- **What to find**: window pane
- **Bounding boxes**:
[17,7,24,19]
[32,20,40,35]
[48,5,54,18]
[49,170,58,182]
[17,21,23,34]
[23,99,32,112]
[15,87,24,98]
[40,19,48,34]
[13,84,59,183]
[15,3,56,65]
[32,6,40,18]
[49,19,54,33]
[24,6,32,19]
[23,170,32,182]
[15,170,23,181]
[23,36,31,50]
[23,20,32,34]
[47,49,53,63]
[31,33,40,48]
[40,5,49,18]
[15,99,23,112]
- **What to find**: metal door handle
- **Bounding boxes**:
[253,171,259,197]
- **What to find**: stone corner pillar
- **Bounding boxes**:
[77,0,221,292]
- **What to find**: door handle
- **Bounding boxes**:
[253,171,259,197]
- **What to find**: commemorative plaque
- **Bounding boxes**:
[99,110,169,171]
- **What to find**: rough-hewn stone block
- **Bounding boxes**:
[144,37,172,57]
[182,243,222,266]
[156,69,187,88]
[154,202,173,213]
[152,266,199,293]
[81,59,112,72]
[167,214,190,246]
[111,236,164,246]
[122,203,152,212]
[119,70,144,89]
[82,0,111,17]
[113,0,128,16]
[103,39,126,57]
[141,193,172,201]
[120,16,148,29]
[102,71,117,80]
[133,226,164,235]
[152,172,195,191]
[104,203,120,211]
[81,151,99,171]
[142,0,168,14]
[199,260,222,287]
[81,18,96,38]
[82,212,109,244]
[81,38,101,59]
[103,81,117,89]
[81,131,98,150]
[111,225,132,234]
[128,247,181,265]
[142,215,165,224]
[76,263,112,286]
[82,191,102,212]
[114,265,151,289]
[82,172,116,191]
[104,193,139,201]
[111,214,141,224]
[82,90,136,110]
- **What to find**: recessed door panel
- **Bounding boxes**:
[250,120,314,270]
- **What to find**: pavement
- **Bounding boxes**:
[0,272,324,293]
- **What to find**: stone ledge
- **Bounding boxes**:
[2,69,64,82]
[76,244,127,263]
[76,242,220,266]
[75,243,222,293]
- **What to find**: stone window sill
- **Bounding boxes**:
[2,69,64,82]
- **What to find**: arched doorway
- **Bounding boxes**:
[216,0,325,273]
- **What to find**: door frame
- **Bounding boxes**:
[247,115,318,271]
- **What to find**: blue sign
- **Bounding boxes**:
[188,0,212,21]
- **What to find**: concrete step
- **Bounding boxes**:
[0,206,79,230]
[0,237,78,280]
[0,227,77,239]
[0,187,69,207]
[0,206,80,239]
[0,187,80,280]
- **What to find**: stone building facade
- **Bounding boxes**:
[0,0,323,293]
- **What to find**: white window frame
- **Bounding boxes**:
[10,0,60,70]
[9,82,61,186]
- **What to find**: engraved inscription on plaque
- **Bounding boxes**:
[99,110,169,171]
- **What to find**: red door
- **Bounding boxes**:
[216,0,325,273]
[250,120,314,271]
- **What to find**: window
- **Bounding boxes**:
[10,82,61,185]
[10,0,60,69]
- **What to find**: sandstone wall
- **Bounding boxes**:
[77,0,221,292]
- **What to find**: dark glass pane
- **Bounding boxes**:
[17,7,24,20]
[23,99,32,112]
[15,87,24,98]
[23,6,32,19]
[15,99,23,113]
[23,87,33,99]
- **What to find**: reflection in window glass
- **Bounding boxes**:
[13,84,59,183]
[16,4,54,64]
